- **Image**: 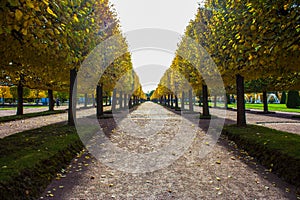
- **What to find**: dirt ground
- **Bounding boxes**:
[39,102,299,200]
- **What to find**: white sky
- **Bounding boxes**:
[110,0,200,93]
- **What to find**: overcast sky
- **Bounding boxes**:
[109,0,200,93]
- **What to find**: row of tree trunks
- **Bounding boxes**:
[263,90,268,113]
[189,89,193,111]
[14,70,253,128]
[181,91,185,110]
[236,74,246,127]
[68,69,77,126]
[202,84,209,116]
[48,89,54,111]
[96,84,103,117]
[16,82,23,115]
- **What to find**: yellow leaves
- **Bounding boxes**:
[250,25,256,31]
[26,1,35,9]
[15,9,23,21]
[42,0,49,6]
[21,28,28,36]
[248,54,253,61]
[54,28,60,35]
[73,14,79,23]
[46,7,57,18]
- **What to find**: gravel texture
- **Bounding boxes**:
[39,102,299,199]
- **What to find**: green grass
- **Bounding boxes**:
[227,103,300,113]
[0,123,89,199]
[0,106,49,110]
[223,124,300,186]
[0,110,67,123]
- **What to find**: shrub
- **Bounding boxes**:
[286,91,300,108]
[280,91,286,104]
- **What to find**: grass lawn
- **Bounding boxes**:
[228,103,300,113]
[0,106,49,110]
[223,124,300,186]
[0,123,96,199]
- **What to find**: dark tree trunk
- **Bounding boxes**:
[84,93,88,108]
[263,91,268,113]
[175,95,178,108]
[202,84,210,116]
[181,91,185,110]
[68,69,77,126]
[92,93,95,107]
[16,83,23,115]
[128,94,132,108]
[106,96,109,106]
[214,95,217,107]
[164,95,167,106]
[112,89,117,111]
[119,91,123,109]
[124,93,127,109]
[48,89,54,111]
[224,93,228,109]
[236,74,246,127]
[189,89,193,111]
[96,84,103,117]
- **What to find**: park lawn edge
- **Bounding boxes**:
[0,109,67,123]
[222,124,300,187]
[0,123,84,200]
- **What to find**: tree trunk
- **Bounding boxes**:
[202,84,210,116]
[181,91,185,110]
[119,91,123,109]
[214,95,217,107]
[112,89,117,111]
[128,94,132,108]
[124,93,127,109]
[224,93,228,109]
[48,89,54,111]
[175,95,178,108]
[164,95,167,106]
[189,89,193,111]
[68,69,77,126]
[236,74,246,127]
[84,93,88,108]
[92,93,95,107]
[106,96,109,106]
[16,83,23,115]
[96,84,103,117]
[263,91,268,113]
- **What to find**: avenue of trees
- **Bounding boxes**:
[0,0,145,124]
[152,0,300,126]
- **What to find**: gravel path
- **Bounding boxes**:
[40,102,298,199]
